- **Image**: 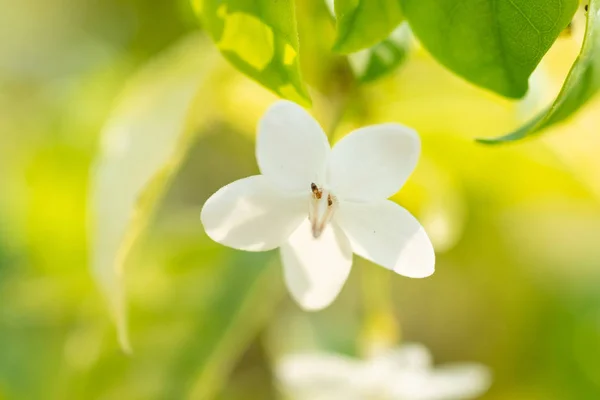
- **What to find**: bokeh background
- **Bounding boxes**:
[1,1,600,399]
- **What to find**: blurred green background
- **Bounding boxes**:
[2,0,600,399]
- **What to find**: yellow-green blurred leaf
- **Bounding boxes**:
[88,33,219,352]
[481,2,600,143]
[193,0,311,106]
[332,0,403,54]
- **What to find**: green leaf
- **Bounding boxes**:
[333,0,404,54]
[481,2,600,144]
[349,22,412,83]
[193,0,311,106]
[88,34,219,352]
[166,254,284,399]
[400,0,578,98]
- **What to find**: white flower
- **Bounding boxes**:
[200,100,435,310]
[276,344,492,400]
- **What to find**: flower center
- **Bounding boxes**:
[309,182,336,239]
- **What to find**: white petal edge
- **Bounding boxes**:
[200,175,306,251]
[372,344,433,372]
[359,344,432,393]
[276,353,359,389]
[257,100,330,193]
[390,363,492,400]
[327,123,420,202]
[334,200,435,278]
[276,353,364,400]
[280,219,353,310]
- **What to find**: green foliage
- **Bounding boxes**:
[9,0,600,399]
[350,22,412,83]
[333,0,404,54]
[482,1,600,143]
[165,254,282,399]
[400,0,578,98]
[193,0,311,106]
[89,34,220,352]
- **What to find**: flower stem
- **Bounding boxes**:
[327,94,351,142]
[359,265,400,357]
[318,59,400,356]
[324,59,356,143]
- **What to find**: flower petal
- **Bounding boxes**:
[327,124,420,201]
[280,219,353,310]
[334,200,434,278]
[276,353,365,400]
[201,175,306,251]
[390,363,491,400]
[257,100,330,193]
[372,344,432,372]
[276,353,359,392]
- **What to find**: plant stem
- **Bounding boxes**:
[359,265,401,357]
[327,94,350,142]
[325,59,356,143]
